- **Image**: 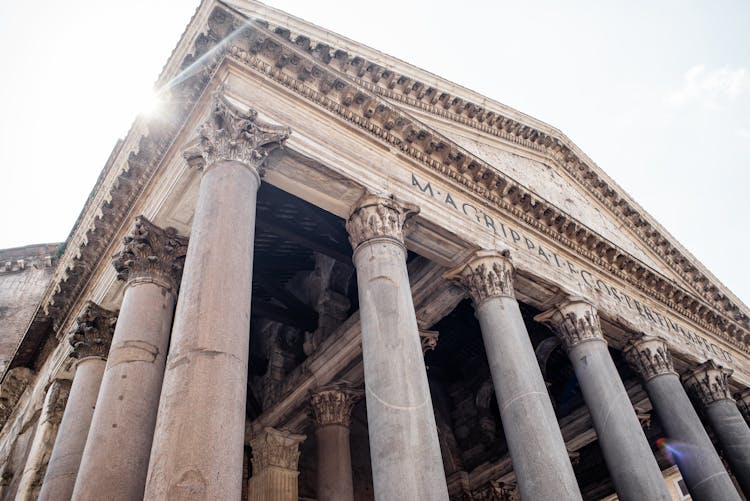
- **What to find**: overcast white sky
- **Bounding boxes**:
[0,1,747,305]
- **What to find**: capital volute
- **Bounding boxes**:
[184,91,291,178]
[68,301,118,361]
[250,427,306,472]
[112,216,188,293]
[623,335,677,382]
[444,250,515,306]
[310,383,364,427]
[345,194,419,252]
[534,297,605,350]
[683,359,734,407]
[736,389,750,423]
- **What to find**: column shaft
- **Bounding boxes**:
[144,160,257,500]
[704,400,750,496]
[477,297,582,500]
[537,300,671,501]
[72,283,176,500]
[38,359,105,501]
[347,195,449,501]
[316,425,353,500]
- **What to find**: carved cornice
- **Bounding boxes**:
[216,11,748,352]
[250,427,306,471]
[184,91,290,176]
[624,335,677,382]
[112,216,188,292]
[68,301,117,361]
[0,368,33,429]
[444,250,515,307]
[683,360,735,407]
[736,389,750,423]
[534,298,605,350]
[345,194,419,252]
[309,383,363,427]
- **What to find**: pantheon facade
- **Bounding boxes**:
[1,1,749,500]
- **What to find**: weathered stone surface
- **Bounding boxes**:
[248,427,305,501]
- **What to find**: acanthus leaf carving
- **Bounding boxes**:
[682,359,734,406]
[624,335,677,382]
[534,298,604,350]
[309,383,363,427]
[444,250,515,306]
[736,389,750,423]
[345,194,419,251]
[112,215,188,293]
[249,427,306,472]
[68,301,118,361]
[0,367,34,428]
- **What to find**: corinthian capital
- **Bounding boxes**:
[310,384,363,427]
[534,298,604,350]
[444,250,514,306]
[185,92,291,174]
[624,335,677,382]
[736,389,750,423]
[250,427,306,472]
[345,194,419,251]
[112,216,188,292]
[68,301,117,360]
[683,360,734,407]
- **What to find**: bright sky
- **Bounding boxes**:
[0,1,747,306]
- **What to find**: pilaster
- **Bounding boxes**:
[248,427,306,501]
[623,335,677,382]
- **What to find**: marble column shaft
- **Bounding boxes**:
[15,379,70,501]
[625,336,740,501]
[346,194,449,501]
[536,299,671,501]
[72,217,187,501]
[247,427,306,501]
[683,361,750,497]
[445,251,581,501]
[38,302,117,501]
[310,385,362,501]
[144,94,290,500]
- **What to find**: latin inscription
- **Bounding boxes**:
[411,173,732,362]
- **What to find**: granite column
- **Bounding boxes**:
[72,217,187,500]
[346,194,449,500]
[683,360,750,497]
[536,298,671,501]
[144,94,290,500]
[38,302,117,501]
[624,335,740,501]
[310,384,362,501]
[445,250,581,501]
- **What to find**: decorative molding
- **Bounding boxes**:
[736,389,750,423]
[44,379,71,426]
[444,250,515,306]
[309,383,363,427]
[624,335,677,382]
[250,427,306,471]
[112,215,188,293]
[345,194,419,252]
[0,367,34,428]
[534,297,604,350]
[68,301,117,361]
[419,329,440,354]
[184,91,291,177]
[683,360,735,407]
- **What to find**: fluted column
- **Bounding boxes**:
[15,379,70,501]
[310,384,363,501]
[39,302,116,501]
[247,427,306,501]
[683,360,750,496]
[346,194,449,501]
[72,217,187,500]
[624,335,740,501]
[535,298,671,501]
[445,251,581,501]
[144,94,290,500]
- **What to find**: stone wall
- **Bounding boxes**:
[0,244,58,374]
